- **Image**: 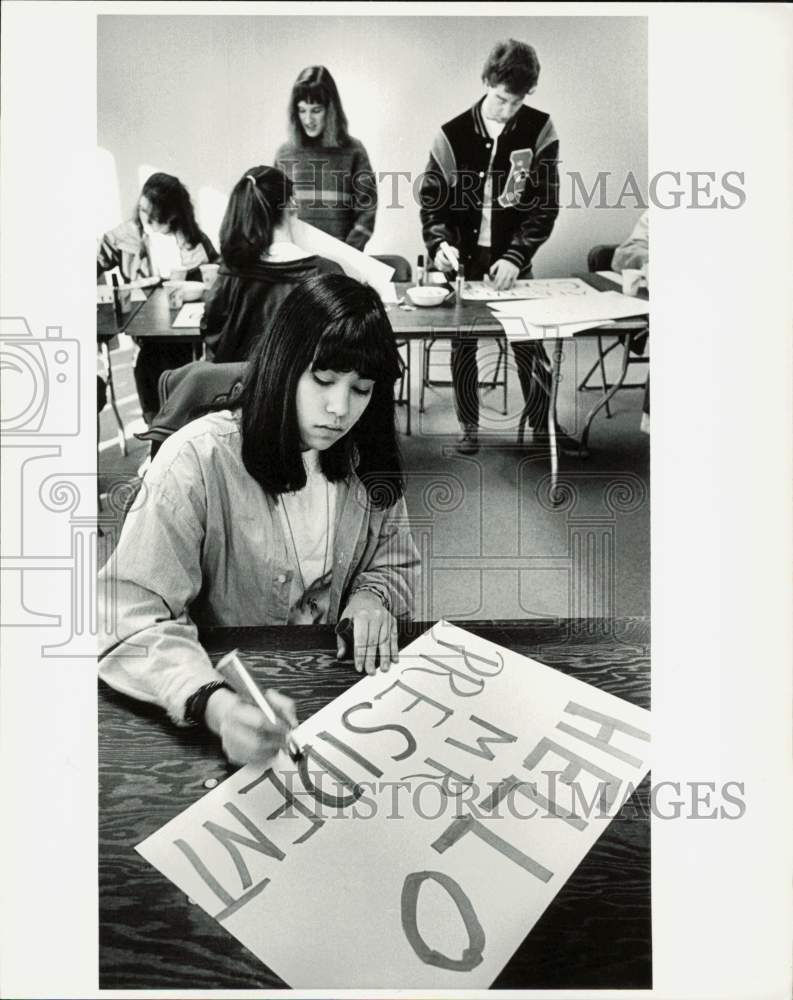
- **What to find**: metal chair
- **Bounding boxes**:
[97,335,128,455]
[370,255,413,427]
[578,245,649,417]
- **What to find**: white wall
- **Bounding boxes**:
[98,13,646,276]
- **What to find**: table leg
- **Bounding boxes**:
[419,339,429,414]
[102,341,127,456]
[501,339,508,415]
[579,335,632,457]
[405,341,412,436]
[596,335,612,418]
[547,340,564,504]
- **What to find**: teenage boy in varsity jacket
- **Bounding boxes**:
[420,39,561,454]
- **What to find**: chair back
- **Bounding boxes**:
[370,254,412,283]
[135,360,247,456]
[587,245,618,273]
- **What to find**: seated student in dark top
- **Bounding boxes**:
[201,165,341,363]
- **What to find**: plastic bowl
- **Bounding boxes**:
[174,280,205,302]
[406,285,450,307]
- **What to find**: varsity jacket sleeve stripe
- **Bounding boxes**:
[503,127,560,271]
[535,117,558,157]
[419,131,459,260]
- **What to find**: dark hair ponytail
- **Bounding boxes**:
[219,166,293,269]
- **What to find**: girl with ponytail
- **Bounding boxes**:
[202,165,341,362]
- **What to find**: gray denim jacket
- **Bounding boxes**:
[98,411,419,723]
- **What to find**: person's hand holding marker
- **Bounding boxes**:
[205,686,297,766]
[336,591,398,675]
[209,650,301,766]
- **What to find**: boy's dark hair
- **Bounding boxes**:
[139,172,202,248]
[288,65,350,148]
[482,39,541,95]
[219,166,293,269]
[237,272,404,507]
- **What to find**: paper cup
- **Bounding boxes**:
[169,266,189,281]
[199,263,220,290]
[622,269,642,297]
[164,281,184,309]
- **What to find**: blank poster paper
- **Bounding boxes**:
[136,621,651,989]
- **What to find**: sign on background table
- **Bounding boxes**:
[137,622,651,989]
[461,277,598,301]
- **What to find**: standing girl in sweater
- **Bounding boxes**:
[275,66,378,250]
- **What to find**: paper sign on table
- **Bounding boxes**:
[462,277,598,301]
[137,622,651,990]
[290,219,395,299]
[495,317,614,341]
[489,290,649,329]
[171,302,205,328]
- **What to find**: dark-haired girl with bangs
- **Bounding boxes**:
[99,273,418,766]
[275,66,377,250]
[201,165,341,363]
[97,171,219,422]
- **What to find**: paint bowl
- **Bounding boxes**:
[171,280,205,302]
[405,285,451,308]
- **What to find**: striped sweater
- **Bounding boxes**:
[420,98,560,271]
[275,137,377,250]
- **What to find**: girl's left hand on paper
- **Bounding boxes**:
[205,687,297,765]
[487,258,520,291]
[337,592,398,675]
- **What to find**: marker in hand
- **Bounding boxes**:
[439,241,460,277]
[215,649,302,762]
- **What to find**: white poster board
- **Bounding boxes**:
[290,218,395,300]
[137,622,651,989]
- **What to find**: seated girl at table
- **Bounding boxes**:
[98,273,418,766]
[97,172,219,423]
[275,66,377,250]
[201,165,341,363]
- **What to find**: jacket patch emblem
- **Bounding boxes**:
[498,148,534,208]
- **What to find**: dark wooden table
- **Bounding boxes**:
[99,618,651,991]
[97,296,148,341]
[123,285,203,357]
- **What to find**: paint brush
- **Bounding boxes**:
[215,649,303,762]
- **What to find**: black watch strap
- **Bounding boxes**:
[184,680,232,727]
